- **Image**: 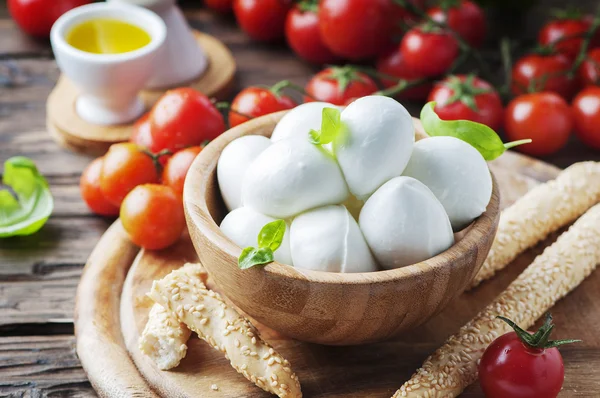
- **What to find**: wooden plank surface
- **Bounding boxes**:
[1,0,600,396]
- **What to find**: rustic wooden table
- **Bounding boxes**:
[2,1,600,397]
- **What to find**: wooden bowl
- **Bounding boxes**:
[184,111,500,345]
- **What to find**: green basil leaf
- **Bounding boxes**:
[308,107,346,145]
[0,156,53,237]
[257,219,286,251]
[238,246,275,270]
[420,102,531,161]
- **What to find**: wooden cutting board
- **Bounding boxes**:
[75,151,600,397]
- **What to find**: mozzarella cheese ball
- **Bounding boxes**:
[334,96,414,199]
[290,205,378,273]
[242,138,349,219]
[271,102,340,143]
[359,176,454,269]
[217,135,271,211]
[220,207,293,266]
[403,136,493,231]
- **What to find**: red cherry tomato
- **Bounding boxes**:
[428,75,503,131]
[205,0,233,13]
[578,48,600,87]
[511,53,579,99]
[304,66,378,105]
[149,88,225,153]
[8,0,90,38]
[120,184,185,250]
[400,26,459,77]
[572,86,600,149]
[539,15,600,59]
[504,92,572,156]
[162,146,203,196]
[376,49,432,100]
[229,87,296,127]
[285,2,337,64]
[233,0,291,42]
[80,157,119,216]
[100,143,160,207]
[130,113,172,166]
[427,0,487,48]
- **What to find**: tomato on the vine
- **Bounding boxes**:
[162,146,203,196]
[100,143,160,207]
[376,49,431,100]
[304,66,378,105]
[233,0,291,42]
[479,315,579,398]
[428,75,503,131]
[504,92,572,156]
[205,0,233,13]
[80,157,120,216]
[572,86,600,150]
[120,184,185,250]
[578,48,600,87]
[229,86,296,127]
[149,88,225,153]
[8,0,91,38]
[538,13,600,59]
[427,0,487,48]
[400,26,459,77]
[285,1,337,64]
[511,53,579,99]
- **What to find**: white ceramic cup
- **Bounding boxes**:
[51,3,167,125]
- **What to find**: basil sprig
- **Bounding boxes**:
[420,101,531,161]
[309,107,346,145]
[238,219,286,270]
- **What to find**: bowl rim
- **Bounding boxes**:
[184,110,500,286]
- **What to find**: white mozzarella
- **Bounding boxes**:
[217,135,271,211]
[359,176,454,269]
[242,138,349,219]
[271,102,340,143]
[290,205,378,273]
[219,207,293,266]
[334,96,415,199]
[403,136,492,231]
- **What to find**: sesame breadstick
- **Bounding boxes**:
[139,263,208,370]
[470,161,600,288]
[394,203,600,398]
[149,267,302,398]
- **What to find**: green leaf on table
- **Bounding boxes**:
[238,246,275,270]
[0,156,53,237]
[420,101,531,161]
[257,219,286,252]
[308,107,346,145]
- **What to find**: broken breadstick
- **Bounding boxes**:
[470,161,600,288]
[139,263,208,370]
[394,203,600,398]
[149,267,302,398]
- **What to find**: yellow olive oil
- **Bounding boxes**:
[66,18,151,54]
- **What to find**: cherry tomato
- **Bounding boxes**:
[100,143,160,207]
[205,0,233,13]
[8,0,90,38]
[318,0,398,60]
[376,49,432,100]
[539,15,600,59]
[427,0,487,48]
[149,88,225,153]
[229,87,296,127]
[233,0,291,42]
[572,86,600,149]
[304,66,378,105]
[80,157,119,216]
[578,48,600,87]
[120,184,185,250]
[400,26,459,77]
[511,53,579,99]
[428,75,503,131]
[285,2,337,64]
[162,146,203,196]
[504,92,572,156]
[130,113,172,166]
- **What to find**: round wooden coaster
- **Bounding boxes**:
[47,31,236,156]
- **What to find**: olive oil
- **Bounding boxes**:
[66,18,151,54]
